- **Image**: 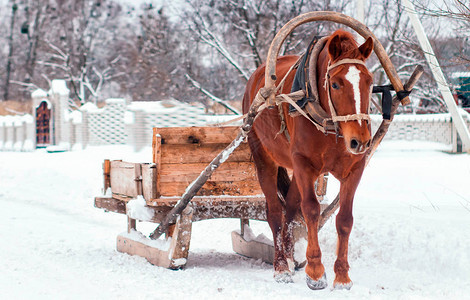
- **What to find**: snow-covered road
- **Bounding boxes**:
[1,142,469,299]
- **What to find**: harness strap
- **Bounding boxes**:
[328,113,371,122]
[279,93,326,133]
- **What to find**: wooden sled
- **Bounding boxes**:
[95,126,328,268]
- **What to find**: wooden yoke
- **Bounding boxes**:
[264,11,410,106]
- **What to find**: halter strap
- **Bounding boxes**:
[327,58,367,72]
[323,58,371,132]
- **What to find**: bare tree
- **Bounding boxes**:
[179,0,350,104]
[4,2,18,101]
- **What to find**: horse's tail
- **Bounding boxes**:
[277,166,290,206]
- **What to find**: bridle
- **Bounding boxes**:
[322,58,371,135]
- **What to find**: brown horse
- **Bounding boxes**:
[242,29,374,290]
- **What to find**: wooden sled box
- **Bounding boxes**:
[95,126,327,269]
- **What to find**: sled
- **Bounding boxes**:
[94,126,328,268]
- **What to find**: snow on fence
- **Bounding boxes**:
[0,114,34,152]
[1,96,469,152]
[370,110,470,152]
[126,100,211,151]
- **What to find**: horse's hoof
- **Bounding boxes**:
[274,271,294,283]
[306,273,328,290]
[333,281,353,290]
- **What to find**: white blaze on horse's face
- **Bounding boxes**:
[344,66,362,125]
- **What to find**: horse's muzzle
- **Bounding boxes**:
[348,138,371,155]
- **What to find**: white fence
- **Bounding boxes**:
[1,98,469,152]
[0,114,35,152]
[370,111,470,152]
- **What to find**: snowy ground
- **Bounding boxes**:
[1,141,469,299]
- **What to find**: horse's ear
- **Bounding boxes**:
[328,34,342,61]
[358,37,374,59]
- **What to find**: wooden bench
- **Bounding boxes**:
[95,126,327,269]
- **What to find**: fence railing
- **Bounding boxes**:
[1,98,469,152]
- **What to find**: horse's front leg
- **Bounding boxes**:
[281,174,304,271]
[334,163,366,289]
[293,157,327,290]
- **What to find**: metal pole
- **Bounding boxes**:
[356,0,365,43]
[356,0,365,23]
[402,0,470,152]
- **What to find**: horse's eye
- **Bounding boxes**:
[332,82,340,90]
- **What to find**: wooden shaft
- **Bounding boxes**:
[264,11,410,106]
[366,65,424,165]
[319,193,339,230]
[319,65,424,230]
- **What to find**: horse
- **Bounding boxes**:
[242,29,374,290]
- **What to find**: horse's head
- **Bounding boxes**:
[323,30,374,155]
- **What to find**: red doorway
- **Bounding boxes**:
[36,101,51,147]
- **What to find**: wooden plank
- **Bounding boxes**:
[159,179,262,197]
[95,195,267,222]
[240,219,249,236]
[111,193,133,202]
[117,234,172,269]
[160,143,252,164]
[142,164,157,200]
[231,231,274,264]
[148,195,267,221]
[153,131,162,197]
[95,196,173,222]
[160,162,257,183]
[97,195,327,223]
[116,207,193,270]
[155,126,240,145]
[231,216,308,267]
[167,207,193,269]
[135,163,143,196]
[94,196,126,214]
[110,161,140,198]
[147,195,266,207]
[127,217,136,233]
[103,159,111,191]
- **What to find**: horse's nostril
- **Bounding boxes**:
[350,139,359,150]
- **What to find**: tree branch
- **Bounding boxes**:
[185,73,241,115]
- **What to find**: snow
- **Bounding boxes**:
[70,110,83,124]
[31,88,48,99]
[50,79,70,96]
[120,229,170,251]
[0,142,469,299]
[237,224,274,246]
[123,110,135,124]
[126,195,155,222]
[79,102,99,112]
